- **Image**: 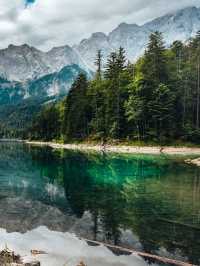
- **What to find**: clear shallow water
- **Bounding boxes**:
[0,142,199,265]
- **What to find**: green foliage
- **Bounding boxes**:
[62,73,89,141]
[104,47,130,139]
[30,103,61,141]
[87,79,107,140]
[29,31,200,144]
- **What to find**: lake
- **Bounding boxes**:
[0,141,199,265]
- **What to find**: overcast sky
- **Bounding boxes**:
[0,0,200,51]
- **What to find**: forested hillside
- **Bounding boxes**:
[29,31,200,144]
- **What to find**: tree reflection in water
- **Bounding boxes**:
[28,146,200,265]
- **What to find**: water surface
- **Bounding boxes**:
[0,142,199,265]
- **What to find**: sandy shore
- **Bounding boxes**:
[25,141,200,155]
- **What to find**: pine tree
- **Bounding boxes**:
[104,48,128,139]
[29,32,200,144]
[126,32,169,140]
[88,79,107,140]
[95,50,103,81]
[62,73,89,141]
[104,52,118,80]
[117,47,126,72]
[31,104,61,141]
[144,31,168,84]
[148,83,175,140]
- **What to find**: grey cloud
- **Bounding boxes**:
[0,0,199,51]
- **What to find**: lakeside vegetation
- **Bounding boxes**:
[27,31,200,144]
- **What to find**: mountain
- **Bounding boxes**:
[0,64,88,136]
[0,64,87,105]
[0,6,200,137]
[74,32,113,70]
[0,77,24,105]
[0,44,88,82]
[0,6,199,83]
[27,64,89,98]
[145,6,200,44]
[75,6,200,68]
[0,6,199,102]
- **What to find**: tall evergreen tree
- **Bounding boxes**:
[95,50,103,81]
[29,31,200,144]
[117,47,126,72]
[31,104,61,141]
[126,32,170,140]
[62,73,89,141]
[89,50,106,140]
[104,52,118,80]
[143,31,168,85]
[148,83,175,140]
[104,48,127,139]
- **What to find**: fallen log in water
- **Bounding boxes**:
[83,238,195,266]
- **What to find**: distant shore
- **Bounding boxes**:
[25,140,200,156]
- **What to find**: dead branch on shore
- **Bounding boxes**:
[84,238,195,266]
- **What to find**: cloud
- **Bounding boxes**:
[0,0,199,51]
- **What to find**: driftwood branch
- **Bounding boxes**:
[83,238,196,266]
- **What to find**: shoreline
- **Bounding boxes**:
[25,140,200,156]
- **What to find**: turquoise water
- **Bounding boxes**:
[0,142,199,265]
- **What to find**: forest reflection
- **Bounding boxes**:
[29,146,200,265]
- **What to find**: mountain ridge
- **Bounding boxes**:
[75,6,200,68]
[0,6,199,101]
[0,64,87,105]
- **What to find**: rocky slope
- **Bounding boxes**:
[0,6,200,83]
[0,44,87,82]
[75,6,200,68]
[0,64,87,104]
[0,6,199,102]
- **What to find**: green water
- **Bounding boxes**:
[0,142,199,265]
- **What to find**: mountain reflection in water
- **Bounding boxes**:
[0,142,199,265]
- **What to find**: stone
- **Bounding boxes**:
[24,262,40,266]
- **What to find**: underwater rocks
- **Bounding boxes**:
[0,247,40,266]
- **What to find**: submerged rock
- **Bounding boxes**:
[0,247,40,266]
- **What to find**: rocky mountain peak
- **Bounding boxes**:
[0,6,200,100]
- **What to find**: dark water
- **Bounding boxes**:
[0,142,199,265]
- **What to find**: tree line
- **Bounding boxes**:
[29,31,200,144]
